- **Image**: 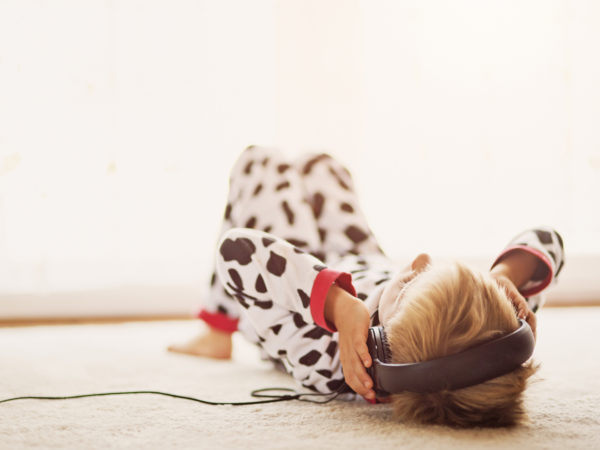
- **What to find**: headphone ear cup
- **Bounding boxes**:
[370,327,390,363]
[366,328,378,378]
[380,329,391,363]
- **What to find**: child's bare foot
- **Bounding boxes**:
[168,327,233,360]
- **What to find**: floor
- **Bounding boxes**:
[1,307,599,449]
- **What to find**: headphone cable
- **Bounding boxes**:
[0,387,343,407]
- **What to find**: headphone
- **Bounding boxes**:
[366,319,535,396]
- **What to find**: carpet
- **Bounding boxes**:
[1,307,599,449]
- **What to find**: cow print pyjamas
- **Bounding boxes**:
[199,146,565,394]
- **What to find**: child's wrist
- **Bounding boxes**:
[324,284,363,330]
[490,262,517,284]
[490,249,540,289]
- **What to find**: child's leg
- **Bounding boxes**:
[215,227,346,393]
[200,146,323,323]
[171,146,325,357]
[292,153,384,260]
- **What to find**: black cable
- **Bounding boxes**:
[0,387,343,407]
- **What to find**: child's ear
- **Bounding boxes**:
[411,253,431,272]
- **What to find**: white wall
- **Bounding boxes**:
[1,0,598,318]
[0,0,278,294]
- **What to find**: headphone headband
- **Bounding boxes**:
[367,319,535,395]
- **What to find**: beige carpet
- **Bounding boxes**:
[1,307,599,449]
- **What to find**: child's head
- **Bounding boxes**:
[385,261,538,427]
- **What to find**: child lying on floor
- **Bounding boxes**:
[169,146,564,427]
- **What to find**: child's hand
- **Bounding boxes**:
[337,300,375,401]
[490,272,537,337]
[490,249,541,337]
[324,285,375,401]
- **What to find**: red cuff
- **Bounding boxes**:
[310,268,356,333]
[491,245,554,297]
[197,310,239,333]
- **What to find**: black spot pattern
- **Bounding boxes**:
[262,237,275,247]
[227,284,257,301]
[534,229,553,244]
[262,156,270,166]
[281,200,295,225]
[270,324,282,335]
[555,230,564,249]
[210,272,217,287]
[277,163,290,173]
[556,260,564,277]
[223,287,233,300]
[253,183,263,196]
[310,251,326,262]
[243,160,254,175]
[357,292,367,300]
[326,379,345,391]
[224,203,232,220]
[245,216,257,228]
[293,312,307,328]
[276,180,290,191]
[340,202,354,213]
[299,350,321,366]
[325,341,338,358]
[263,225,272,233]
[328,166,350,190]
[375,277,390,286]
[313,264,326,272]
[311,193,325,219]
[344,225,369,244]
[277,349,286,356]
[297,289,310,308]
[266,251,287,276]
[220,238,256,265]
[254,300,273,309]
[228,268,244,290]
[286,238,308,248]
[318,228,327,243]
[255,274,267,293]
[302,327,331,339]
[302,154,330,175]
[316,369,333,379]
[235,294,250,309]
[217,305,228,315]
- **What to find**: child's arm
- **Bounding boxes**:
[490,249,540,336]
[489,226,565,336]
[324,284,375,401]
[490,227,564,300]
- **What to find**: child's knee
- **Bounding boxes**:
[217,228,259,268]
[297,152,354,189]
[229,145,278,180]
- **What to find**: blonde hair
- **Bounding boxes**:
[386,261,538,427]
